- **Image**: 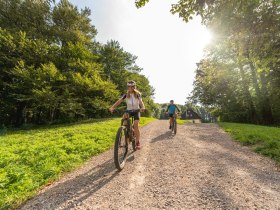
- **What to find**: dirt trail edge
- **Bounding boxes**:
[19,121,280,210]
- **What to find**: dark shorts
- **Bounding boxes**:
[169,113,174,118]
[129,111,140,121]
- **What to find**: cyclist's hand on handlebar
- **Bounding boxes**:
[109,107,114,113]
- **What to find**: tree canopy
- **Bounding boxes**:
[0,0,156,126]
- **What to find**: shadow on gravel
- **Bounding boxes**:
[196,148,280,208]
[127,150,136,162]
[191,125,280,194]
[19,158,119,210]
[202,149,280,193]
[150,131,175,143]
[180,124,280,208]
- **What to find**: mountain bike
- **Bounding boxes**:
[114,109,139,171]
[170,112,180,134]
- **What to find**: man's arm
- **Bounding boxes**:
[166,105,170,112]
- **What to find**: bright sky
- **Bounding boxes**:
[70,0,212,105]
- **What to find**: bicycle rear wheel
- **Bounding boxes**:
[114,126,128,170]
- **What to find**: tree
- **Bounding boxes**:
[0,0,157,126]
[97,40,142,93]
[0,0,53,40]
[52,0,97,46]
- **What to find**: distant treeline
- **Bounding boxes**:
[0,0,158,126]
[137,0,280,125]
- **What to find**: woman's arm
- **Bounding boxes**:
[139,98,145,111]
[109,98,124,112]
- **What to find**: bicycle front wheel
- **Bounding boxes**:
[131,130,137,151]
[174,120,177,134]
[171,118,175,132]
[114,126,128,170]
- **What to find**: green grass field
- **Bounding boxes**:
[218,122,280,163]
[177,119,191,125]
[0,117,156,209]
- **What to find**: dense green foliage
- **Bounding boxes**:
[0,117,156,209]
[136,0,280,125]
[0,0,157,127]
[219,122,280,163]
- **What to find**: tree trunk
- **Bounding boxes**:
[259,72,274,124]
[246,50,262,123]
[238,62,258,123]
[15,102,26,127]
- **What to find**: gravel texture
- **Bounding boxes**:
[19,121,280,210]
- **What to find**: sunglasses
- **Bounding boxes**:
[127,85,135,88]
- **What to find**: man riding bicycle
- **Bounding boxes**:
[166,100,181,129]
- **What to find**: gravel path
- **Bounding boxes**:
[19,120,280,209]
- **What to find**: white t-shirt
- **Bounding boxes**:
[122,93,141,110]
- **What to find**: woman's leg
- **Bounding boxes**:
[134,120,140,145]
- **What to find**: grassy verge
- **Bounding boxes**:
[218,122,280,163]
[0,117,156,209]
[177,119,191,125]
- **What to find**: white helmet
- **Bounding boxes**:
[127,80,136,87]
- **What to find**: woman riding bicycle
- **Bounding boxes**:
[109,80,145,150]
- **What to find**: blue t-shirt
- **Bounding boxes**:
[166,104,180,114]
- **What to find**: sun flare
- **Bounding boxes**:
[201,29,213,47]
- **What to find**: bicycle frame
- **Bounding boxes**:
[121,110,139,142]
